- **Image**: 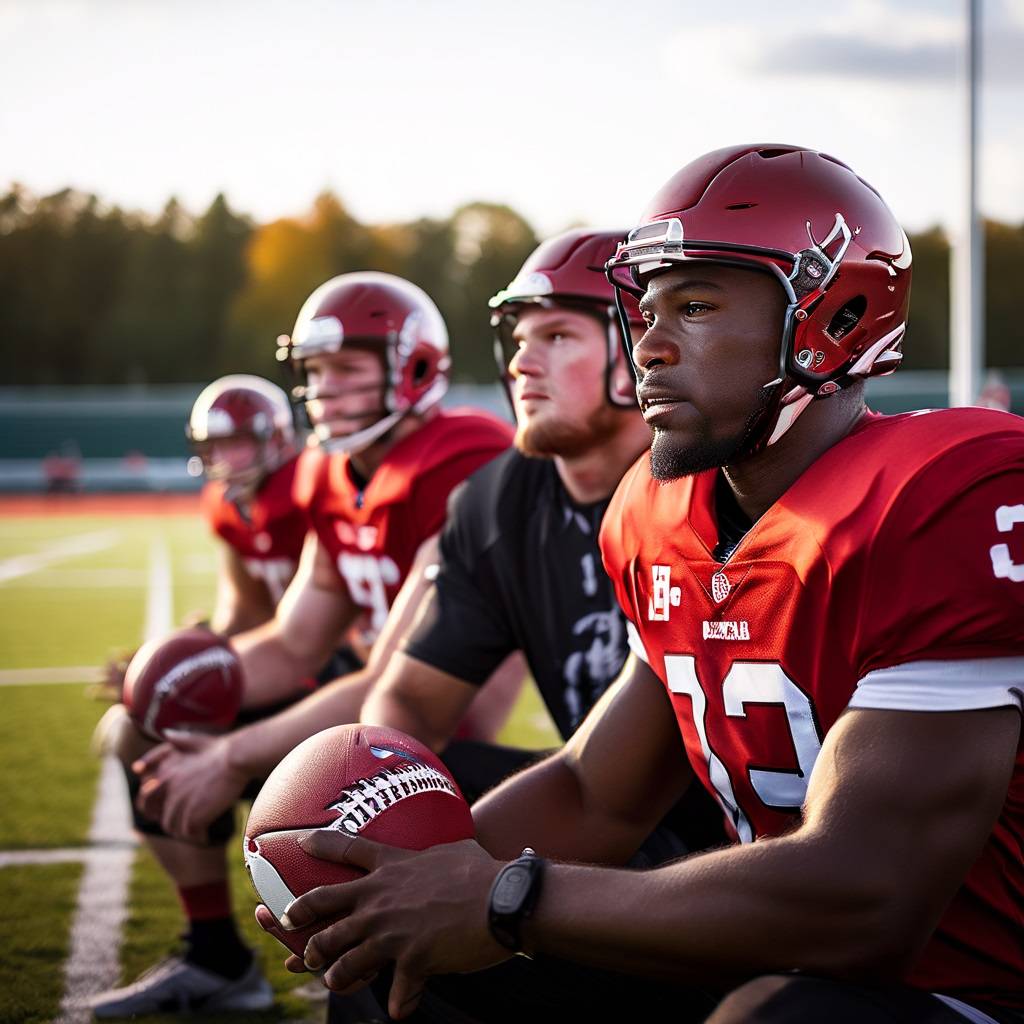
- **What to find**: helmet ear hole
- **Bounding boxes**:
[826,296,866,341]
[411,358,430,385]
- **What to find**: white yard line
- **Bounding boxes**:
[16,568,148,588]
[0,843,132,868]
[0,666,102,686]
[56,533,173,1022]
[0,529,120,585]
[143,535,173,644]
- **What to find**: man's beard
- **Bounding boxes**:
[514,404,624,459]
[649,386,778,481]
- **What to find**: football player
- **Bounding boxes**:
[91,273,512,1018]
[94,376,308,703]
[261,148,1024,1024]
[187,374,307,634]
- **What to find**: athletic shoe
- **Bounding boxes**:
[89,956,273,1017]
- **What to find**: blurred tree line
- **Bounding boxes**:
[1,183,1021,386]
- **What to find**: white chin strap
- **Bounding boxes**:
[315,408,407,455]
[314,377,449,456]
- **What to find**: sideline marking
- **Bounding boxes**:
[0,666,102,686]
[57,533,172,1020]
[0,529,120,585]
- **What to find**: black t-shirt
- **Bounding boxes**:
[403,449,629,740]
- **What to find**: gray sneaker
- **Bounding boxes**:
[90,956,274,1017]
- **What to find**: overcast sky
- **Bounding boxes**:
[2,0,1021,234]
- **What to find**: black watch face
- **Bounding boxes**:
[493,864,531,913]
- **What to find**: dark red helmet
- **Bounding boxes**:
[489,229,642,409]
[276,272,450,453]
[607,144,912,446]
[186,375,296,499]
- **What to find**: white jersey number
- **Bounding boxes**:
[242,557,296,605]
[665,656,822,843]
[990,503,1024,583]
[338,552,400,635]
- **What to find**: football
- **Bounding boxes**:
[244,724,474,958]
[122,627,243,741]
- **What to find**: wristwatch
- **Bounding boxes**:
[487,847,546,954]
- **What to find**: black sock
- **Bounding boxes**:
[184,917,253,980]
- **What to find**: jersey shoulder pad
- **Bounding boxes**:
[371,408,513,508]
[199,481,230,535]
[600,451,655,569]
[291,446,329,511]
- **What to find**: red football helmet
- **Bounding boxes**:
[186,375,296,500]
[489,229,642,409]
[606,144,912,448]
[276,272,450,454]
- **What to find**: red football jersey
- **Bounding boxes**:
[601,408,1024,1010]
[200,455,308,605]
[295,408,512,642]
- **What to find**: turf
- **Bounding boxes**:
[0,517,150,669]
[0,862,83,1024]
[498,673,559,749]
[0,683,107,848]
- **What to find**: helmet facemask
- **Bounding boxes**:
[281,337,447,456]
[607,210,907,456]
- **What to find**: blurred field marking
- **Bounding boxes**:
[12,568,148,587]
[0,837,135,867]
[0,528,120,585]
[57,532,172,1021]
[143,533,173,641]
[0,666,102,685]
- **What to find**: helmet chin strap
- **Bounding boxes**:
[315,407,406,455]
[312,377,449,456]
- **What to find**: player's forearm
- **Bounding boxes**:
[473,752,651,864]
[227,670,376,778]
[210,603,268,638]
[234,626,330,708]
[524,832,921,983]
[360,688,452,753]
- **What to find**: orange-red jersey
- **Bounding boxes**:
[600,408,1024,1011]
[200,454,308,605]
[295,408,512,642]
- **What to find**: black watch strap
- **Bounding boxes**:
[487,847,546,954]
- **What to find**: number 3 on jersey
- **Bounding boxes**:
[338,552,400,635]
[665,656,823,843]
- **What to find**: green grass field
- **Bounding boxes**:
[0,510,558,1022]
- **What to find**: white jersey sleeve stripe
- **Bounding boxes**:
[625,620,650,665]
[850,657,1024,713]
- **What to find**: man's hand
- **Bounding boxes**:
[256,831,512,1019]
[133,732,249,842]
[86,648,136,704]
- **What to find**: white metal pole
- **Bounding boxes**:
[949,0,984,407]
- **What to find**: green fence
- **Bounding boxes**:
[0,376,1019,492]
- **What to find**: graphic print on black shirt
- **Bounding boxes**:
[403,450,629,739]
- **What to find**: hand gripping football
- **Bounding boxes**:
[244,724,474,957]
[122,627,243,741]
